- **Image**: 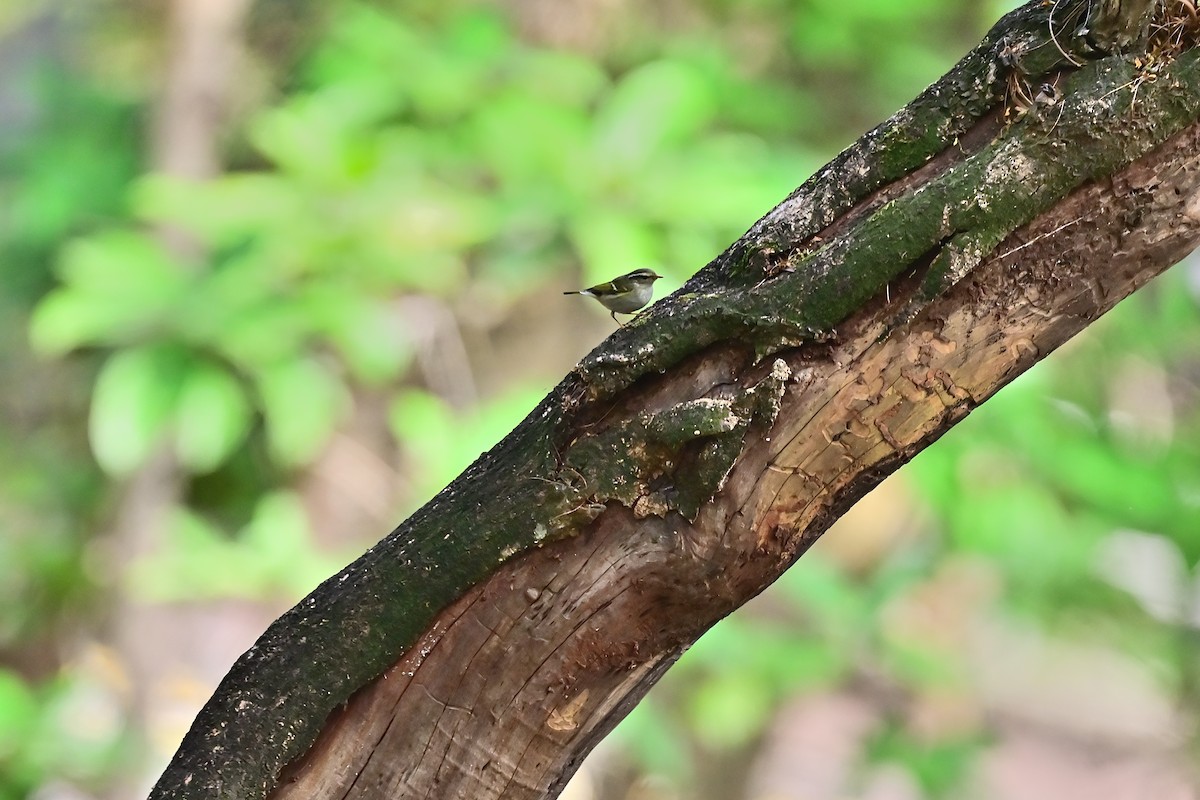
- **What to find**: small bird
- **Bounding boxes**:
[563,268,663,325]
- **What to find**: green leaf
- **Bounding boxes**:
[637,135,814,228]
[513,49,608,109]
[0,669,38,756]
[307,6,421,93]
[30,231,188,354]
[175,362,252,473]
[688,672,774,749]
[593,59,716,167]
[29,289,127,356]
[88,345,189,476]
[214,295,310,370]
[389,385,547,508]
[240,491,333,594]
[867,723,983,797]
[256,358,347,467]
[777,557,871,639]
[568,211,661,284]
[313,294,412,384]
[128,507,232,599]
[369,188,496,269]
[389,389,455,497]
[469,92,591,185]
[250,94,368,184]
[614,701,692,782]
[129,495,337,601]
[56,230,181,298]
[406,16,503,122]
[134,173,299,247]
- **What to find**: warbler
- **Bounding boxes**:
[563,268,663,324]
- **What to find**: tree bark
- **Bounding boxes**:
[151,2,1200,798]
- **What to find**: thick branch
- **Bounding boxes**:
[152,2,1200,798]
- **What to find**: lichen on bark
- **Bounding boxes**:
[562,359,792,522]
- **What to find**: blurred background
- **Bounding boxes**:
[2,0,1200,798]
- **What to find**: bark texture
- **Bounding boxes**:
[152,2,1200,798]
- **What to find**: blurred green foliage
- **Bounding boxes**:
[3,0,1199,798]
[29,4,826,488]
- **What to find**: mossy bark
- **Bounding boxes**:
[152,2,1200,798]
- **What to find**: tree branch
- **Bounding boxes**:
[151,2,1200,798]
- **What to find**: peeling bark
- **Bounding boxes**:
[151,2,1200,799]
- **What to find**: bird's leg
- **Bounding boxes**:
[611,311,625,327]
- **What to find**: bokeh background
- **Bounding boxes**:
[3,0,1200,798]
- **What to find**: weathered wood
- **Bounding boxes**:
[152,2,1200,798]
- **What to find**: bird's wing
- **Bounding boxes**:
[587,280,620,296]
